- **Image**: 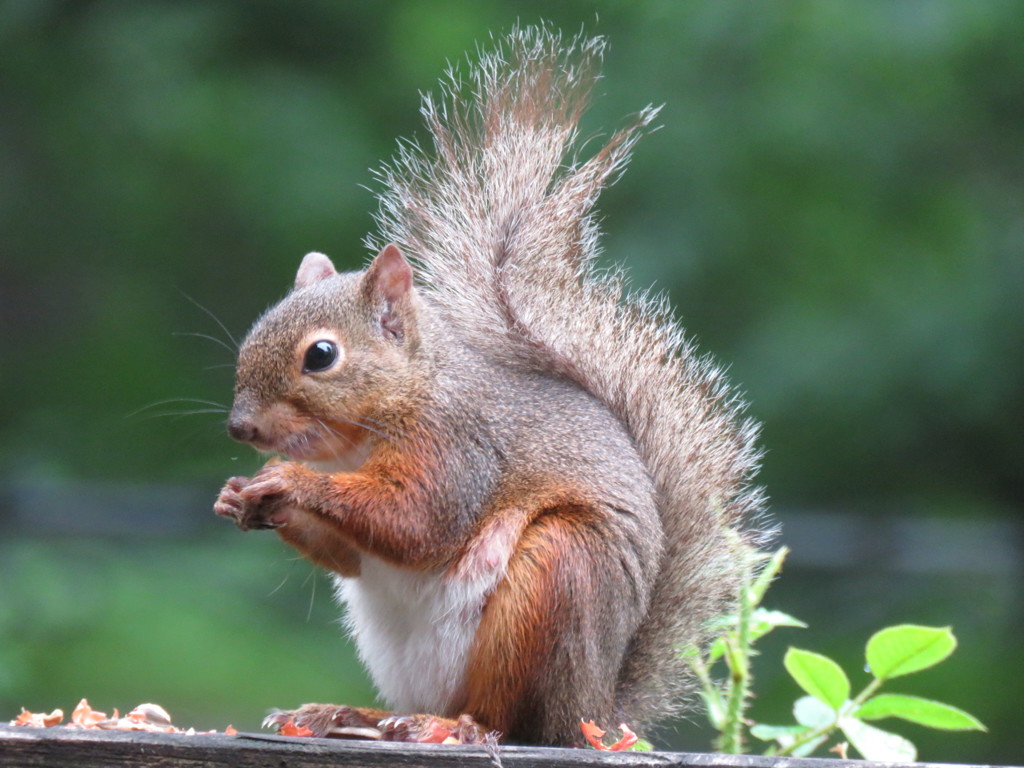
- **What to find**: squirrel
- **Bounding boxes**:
[214,26,764,747]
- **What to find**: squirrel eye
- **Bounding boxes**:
[302,340,339,373]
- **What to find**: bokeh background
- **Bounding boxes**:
[1,1,1021,762]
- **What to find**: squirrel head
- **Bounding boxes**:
[228,243,423,463]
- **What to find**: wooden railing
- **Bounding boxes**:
[0,724,1009,768]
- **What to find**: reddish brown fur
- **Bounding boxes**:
[462,504,639,745]
[237,425,456,569]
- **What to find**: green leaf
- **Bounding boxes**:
[753,608,807,628]
[856,694,987,732]
[748,545,789,605]
[706,636,727,664]
[866,625,956,680]
[756,727,820,755]
[750,608,807,643]
[840,716,917,761]
[628,739,654,752]
[793,695,836,728]
[700,687,727,730]
[750,724,811,742]
[784,647,850,709]
[678,643,701,660]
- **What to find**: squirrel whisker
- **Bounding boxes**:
[179,291,241,351]
[128,398,230,420]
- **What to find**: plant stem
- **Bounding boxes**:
[851,676,884,708]
[773,720,834,757]
[715,548,754,754]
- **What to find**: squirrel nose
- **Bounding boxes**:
[227,413,259,444]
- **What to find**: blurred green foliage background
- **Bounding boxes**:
[1,1,1021,762]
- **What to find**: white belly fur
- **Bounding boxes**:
[332,556,492,715]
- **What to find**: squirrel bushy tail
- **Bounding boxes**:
[368,25,767,728]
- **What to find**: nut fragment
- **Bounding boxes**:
[9,699,232,735]
[11,708,64,728]
[127,703,172,726]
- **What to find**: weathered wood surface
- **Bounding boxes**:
[0,725,1013,768]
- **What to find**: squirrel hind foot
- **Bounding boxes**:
[264,704,491,744]
[264,703,389,739]
[377,713,490,745]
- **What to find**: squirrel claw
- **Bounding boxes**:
[262,710,291,730]
[213,482,246,525]
[214,471,293,531]
[378,715,447,743]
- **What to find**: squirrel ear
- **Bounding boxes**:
[365,244,412,302]
[295,252,337,289]
[364,244,413,339]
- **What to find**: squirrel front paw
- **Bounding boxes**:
[214,475,279,531]
[213,463,299,531]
